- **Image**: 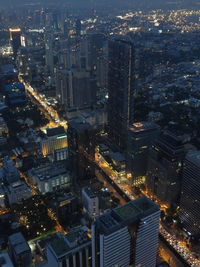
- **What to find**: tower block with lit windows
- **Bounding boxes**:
[9,28,22,57]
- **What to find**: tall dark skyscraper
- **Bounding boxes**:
[146,131,185,207]
[9,28,21,57]
[179,151,200,237]
[107,39,135,149]
[75,18,82,37]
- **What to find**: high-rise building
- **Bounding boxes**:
[126,121,160,184]
[107,39,135,149]
[9,28,21,56]
[45,32,54,73]
[55,68,97,113]
[75,19,82,37]
[8,232,32,267]
[68,117,94,182]
[179,151,200,236]
[92,196,160,267]
[146,131,185,207]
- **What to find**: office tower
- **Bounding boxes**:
[75,19,82,36]
[146,131,185,207]
[41,126,68,157]
[45,32,54,73]
[179,151,200,236]
[9,28,21,56]
[63,20,69,37]
[8,232,32,267]
[107,39,135,149]
[92,196,160,267]
[47,227,91,267]
[68,117,94,182]
[88,34,106,73]
[82,187,99,218]
[126,121,160,184]
[55,68,97,113]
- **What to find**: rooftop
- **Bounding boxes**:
[83,187,96,198]
[129,121,160,133]
[28,162,68,181]
[8,232,30,254]
[96,197,160,235]
[186,150,200,167]
[46,127,66,137]
[48,227,91,258]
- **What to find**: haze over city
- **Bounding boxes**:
[0,0,200,266]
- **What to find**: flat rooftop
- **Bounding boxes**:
[129,121,160,133]
[28,162,68,181]
[48,227,91,258]
[186,151,200,167]
[46,127,66,137]
[83,187,96,198]
[96,197,160,235]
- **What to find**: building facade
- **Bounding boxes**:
[92,196,160,267]
[146,131,185,207]
[179,151,200,236]
[107,38,135,149]
[82,187,99,218]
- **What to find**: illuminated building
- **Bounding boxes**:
[179,151,200,236]
[0,117,8,136]
[8,232,32,267]
[107,39,135,149]
[146,131,185,207]
[92,196,160,267]
[41,127,68,157]
[126,121,160,182]
[28,162,71,194]
[9,28,21,56]
[82,187,99,218]
[0,186,6,208]
[47,227,91,267]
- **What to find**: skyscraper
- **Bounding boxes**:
[126,121,160,183]
[146,131,185,207]
[75,19,82,37]
[9,28,21,57]
[55,68,97,113]
[107,39,135,149]
[92,196,160,267]
[179,151,200,236]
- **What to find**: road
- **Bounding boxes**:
[18,76,67,130]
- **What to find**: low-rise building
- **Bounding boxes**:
[47,226,91,267]
[6,181,32,205]
[8,232,32,267]
[28,162,71,194]
[0,252,14,267]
